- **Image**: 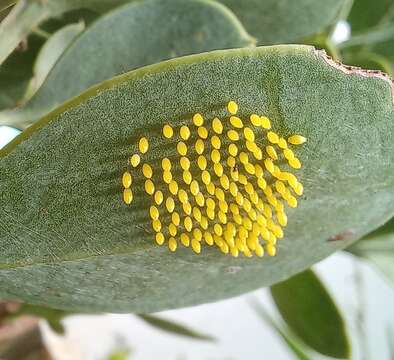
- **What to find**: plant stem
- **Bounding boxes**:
[32,27,51,39]
[0,0,16,13]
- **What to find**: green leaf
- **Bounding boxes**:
[138,315,215,341]
[0,0,253,126]
[23,22,85,102]
[216,0,345,44]
[348,217,394,285]
[0,0,129,65]
[341,0,394,76]
[0,45,393,313]
[250,300,312,360]
[270,270,350,358]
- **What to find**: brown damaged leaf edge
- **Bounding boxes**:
[317,49,394,103]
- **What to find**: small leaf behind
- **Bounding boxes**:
[23,21,85,101]
[138,314,215,341]
[270,270,350,359]
[348,217,394,285]
[250,299,312,360]
[0,0,253,126]
[217,0,345,44]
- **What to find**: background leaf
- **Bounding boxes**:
[348,217,394,285]
[250,299,312,360]
[217,0,345,44]
[0,45,393,313]
[0,0,129,65]
[341,0,394,76]
[23,21,85,102]
[270,270,350,358]
[138,314,215,341]
[0,0,254,126]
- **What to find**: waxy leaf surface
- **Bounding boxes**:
[0,45,393,313]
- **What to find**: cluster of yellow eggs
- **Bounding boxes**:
[121,101,306,258]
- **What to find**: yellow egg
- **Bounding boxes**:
[243,127,255,142]
[228,143,238,157]
[191,239,201,254]
[130,154,140,167]
[180,156,190,171]
[198,126,208,139]
[166,197,175,213]
[201,170,211,185]
[227,100,238,115]
[177,141,187,156]
[161,158,171,171]
[288,134,307,145]
[144,179,155,195]
[122,172,132,188]
[123,188,133,204]
[267,131,279,144]
[155,232,165,245]
[180,125,191,140]
[204,231,214,245]
[142,163,153,179]
[152,219,161,232]
[163,124,174,138]
[250,114,261,127]
[195,192,205,207]
[139,137,149,153]
[266,145,278,160]
[183,170,192,185]
[195,139,205,154]
[169,180,178,195]
[184,216,193,232]
[197,155,207,170]
[172,212,180,226]
[178,189,189,204]
[211,135,221,149]
[180,233,190,247]
[260,116,271,129]
[289,157,302,169]
[230,116,243,128]
[163,170,172,184]
[227,129,239,141]
[211,149,221,164]
[212,117,223,134]
[214,163,224,177]
[168,237,177,252]
[190,180,199,196]
[193,113,204,126]
[149,206,159,220]
[154,190,163,205]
